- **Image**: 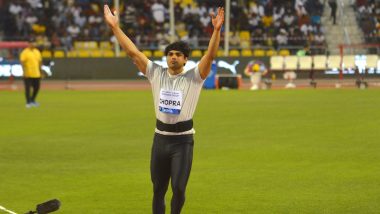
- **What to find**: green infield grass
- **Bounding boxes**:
[1,89,379,213]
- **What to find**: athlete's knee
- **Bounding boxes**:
[172,184,186,199]
[153,182,169,196]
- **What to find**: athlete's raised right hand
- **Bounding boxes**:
[104,5,119,29]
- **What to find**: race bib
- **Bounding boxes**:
[159,89,183,115]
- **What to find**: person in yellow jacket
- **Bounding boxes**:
[19,38,42,108]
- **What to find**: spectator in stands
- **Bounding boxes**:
[60,31,73,50]
[35,34,51,50]
[151,0,166,26]
[265,31,275,47]
[20,37,42,108]
[200,12,211,29]
[276,28,288,48]
[298,13,310,27]
[88,10,103,27]
[251,28,265,46]
[66,21,80,39]
[249,0,265,17]
[355,0,367,8]
[300,23,313,36]
[262,11,274,28]
[296,44,311,56]
[229,31,241,49]
[8,1,23,16]
[248,12,263,32]
[295,0,308,16]
[123,4,137,30]
[0,0,330,54]
[283,8,296,26]
[273,6,285,28]
[313,31,326,49]
[361,15,376,42]
[238,11,250,31]
[174,3,183,21]
[75,12,87,28]
[181,30,199,48]
[183,4,194,17]
[25,11,39,34]
[198,2,208,17]
[27,0,42,9]
[50,32,61,50]
[328,0,338,25]
[155,30,169,50]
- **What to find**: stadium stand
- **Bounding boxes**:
[284,55,298,71]
[252,49,265,57]
[0,0,334,57]
[41,50,52,58]
[270,55,284,71]
[342,55,356,70]
[190,50,202,57]
[153,50,164,57]
[313,55,328,70]
[118,51,127,57]
[229,49,240,57]
[298,55,312,71]
[353,0,379,44]
[241,49,253,57]
[366,55,379,70]
[142,50,153,57]
[265,49,277,57]
[327,55,342,70]
[103,50,115,58]
[53,50,65,58]
[1,0,378,59]
[91,49,103,58]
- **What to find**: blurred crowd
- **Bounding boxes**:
[0,0,377,52]
[353,0,380,44]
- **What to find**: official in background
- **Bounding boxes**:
[244,60,269,90]
[20,38,42,108]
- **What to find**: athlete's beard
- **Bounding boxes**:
[168,63,184,74]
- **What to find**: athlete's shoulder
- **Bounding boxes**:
[186,65,204,82]
[149,60,166,72]
[146,60,169,82]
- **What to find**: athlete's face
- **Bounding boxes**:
[166,50,187,70]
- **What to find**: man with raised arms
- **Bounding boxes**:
[104,4,224,214]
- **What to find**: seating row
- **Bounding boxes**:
[41,49,292,58]
[270,55,379,71]
[41,50,164,58]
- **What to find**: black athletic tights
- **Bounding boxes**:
[23,78,40,104]
[151,133,194,214]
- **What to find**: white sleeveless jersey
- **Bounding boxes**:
[145,60,205,135]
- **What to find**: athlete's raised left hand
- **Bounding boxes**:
[210,7,224,31]
[104,4,119,29]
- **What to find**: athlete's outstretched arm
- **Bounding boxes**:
[198,7,224,80]
[104,5,149,74]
